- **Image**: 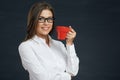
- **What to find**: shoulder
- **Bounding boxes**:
[52,39,65,47]
[52,39,62,44]
[18,39,32,49]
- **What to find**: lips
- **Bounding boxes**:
[41,27,50,30]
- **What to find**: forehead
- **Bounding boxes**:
[39,9,53,17]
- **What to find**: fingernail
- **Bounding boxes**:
[69,26,72,28]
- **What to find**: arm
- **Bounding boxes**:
[66,44,79,76]
[65,26,79,76]
[18,42,53,80]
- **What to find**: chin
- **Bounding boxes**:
[43,32,50,36]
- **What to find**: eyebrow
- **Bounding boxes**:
[39,16,53,18]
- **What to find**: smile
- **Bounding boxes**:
[42,27,50,30]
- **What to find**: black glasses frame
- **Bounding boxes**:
[38,17,55,23]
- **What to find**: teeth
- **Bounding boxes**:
[42,27,49,30]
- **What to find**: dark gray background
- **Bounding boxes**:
[0,0,120,80]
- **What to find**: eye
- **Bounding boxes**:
[38,17,45,21]
[38,17,55,23]
[48,18,54,20]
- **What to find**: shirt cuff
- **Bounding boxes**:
[66,44,77,57]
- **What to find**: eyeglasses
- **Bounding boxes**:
[38,17,55,23]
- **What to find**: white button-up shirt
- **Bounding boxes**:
[18,35,79,80]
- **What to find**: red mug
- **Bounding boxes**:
[56,26,70,40]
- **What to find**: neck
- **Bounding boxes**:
[36,34,50,46]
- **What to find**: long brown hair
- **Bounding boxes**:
[25,1,55,41]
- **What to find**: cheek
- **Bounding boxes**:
[50,24,53,28]
[36,26,42,33]
[36,24,41,32]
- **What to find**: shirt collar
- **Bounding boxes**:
[31,35,53,45]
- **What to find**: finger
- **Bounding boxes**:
[67,33,75,38]
[67,31,73,35]
[69,26,75,32]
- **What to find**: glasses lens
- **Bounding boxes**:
[47,18,54,23]
[38,17,45,23]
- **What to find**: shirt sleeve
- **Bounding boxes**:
[65,44,79,76]
[18,42,54,80]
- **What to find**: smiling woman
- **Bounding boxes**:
[25,1,55,41]
[18,1,79,80]
[36,9,54,42]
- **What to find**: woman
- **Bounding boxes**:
[18,1,79,80]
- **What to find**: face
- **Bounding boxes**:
[36,9,53,38]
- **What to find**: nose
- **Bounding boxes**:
[43,20,49,24]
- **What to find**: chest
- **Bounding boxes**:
[31,41,67,71]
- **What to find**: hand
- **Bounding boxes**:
[66,26,76,45]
